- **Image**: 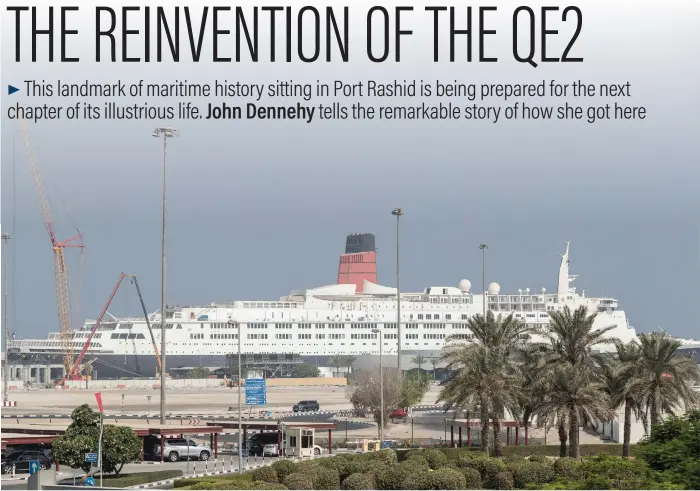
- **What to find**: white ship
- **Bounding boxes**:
[7,237,698,380]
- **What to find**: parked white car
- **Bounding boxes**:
[153,438,212,462]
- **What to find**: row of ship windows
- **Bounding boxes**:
[66,324,548,344]
[193,332,474,341]
[88,313,554,334]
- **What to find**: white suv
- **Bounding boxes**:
[153,438,212,462]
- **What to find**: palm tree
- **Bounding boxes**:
[601,341,645,457]
[635,332,700,428]
[544,306,618,367]
[535,364,615,458]
[344,355,357,377]
[411,354,425,372]
[540,305,617,455]
[441,312,531,454]
[328,355,344,377]
[440,343,490,450]
[428,357,439,381]
[469,311,532,353]
[439,344,522,456]
[515,346,550,446]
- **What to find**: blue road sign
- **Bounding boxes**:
[29,460,40,475]
[382,440,393,449]
[85,476,95,487]
[85,453,98,463]
[245,378,266,406]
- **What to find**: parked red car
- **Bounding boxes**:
[389,408,408,419]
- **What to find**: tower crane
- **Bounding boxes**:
[17,117,84,376]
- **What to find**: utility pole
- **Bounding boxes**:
[230,321,243,473]
[480,244,488,320]
[391,208,403,375]
[153,127,179,424]
[2,233,12,404]
[372,328,384,444]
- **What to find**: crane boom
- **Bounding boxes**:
[130,275,162,375]
[67,273,162,383]
[17,117,83,374]
[67,274,126,381]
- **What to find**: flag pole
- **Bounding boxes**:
[98,411,103,488]
[95,392,104,487]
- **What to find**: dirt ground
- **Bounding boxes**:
[1,384,444,415]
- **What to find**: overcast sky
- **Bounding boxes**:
[1,0,699,341]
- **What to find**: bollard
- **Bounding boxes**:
[254,454,258,466]
[12,464,16,477]
[205,460,208,474]
[214,458,217,472]
[193,462,196,475]
[230,455,233,471]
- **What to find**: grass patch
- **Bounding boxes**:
[60,470,183,488]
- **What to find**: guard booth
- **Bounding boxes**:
[284,427,315,458]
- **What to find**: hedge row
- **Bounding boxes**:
[173,445,658,490]
[396,444,640,461]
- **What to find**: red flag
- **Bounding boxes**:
[95,392,104,413]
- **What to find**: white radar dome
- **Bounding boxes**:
[458,279,471,292]
[487,282,501,295]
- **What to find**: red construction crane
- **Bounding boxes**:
[18,117,84,375]
[65,273,162,382]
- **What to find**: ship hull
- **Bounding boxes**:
[7,351,445,380]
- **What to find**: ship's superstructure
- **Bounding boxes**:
[7,238,696,379]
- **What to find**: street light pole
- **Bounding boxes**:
[153,127,179,425]
[2,232,12,404]
[479,244,488,320]
[391,208,403,375]
[371,327,384,445]
[229,320,243,474]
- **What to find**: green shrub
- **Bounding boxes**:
[461,467,482,489]
[428,468,467,490]
[637,410,700,490]
[465,455,506,486]
[309,466,340,490]
[423,448,448,469]
[250,483,288,490]
[282,473,314,490]
[404,449,424,461]
[185,483,214,490]
[402,472,431,490]
[374,460,428,490]
[553,457,582,479]
[576,455,680,490]
[406,454,429,466]
[455,452,477,468]
[502,455,526,465]
[341,473,374,490]
[512,462,554,488]
[374,448,398,465]
[527,454,550,464]
[253,466,280,484]
[272,460,298,481]
[318,456,350,479]
[179,477,281,491]
[493,471,515,490]
[295,460,320,473]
